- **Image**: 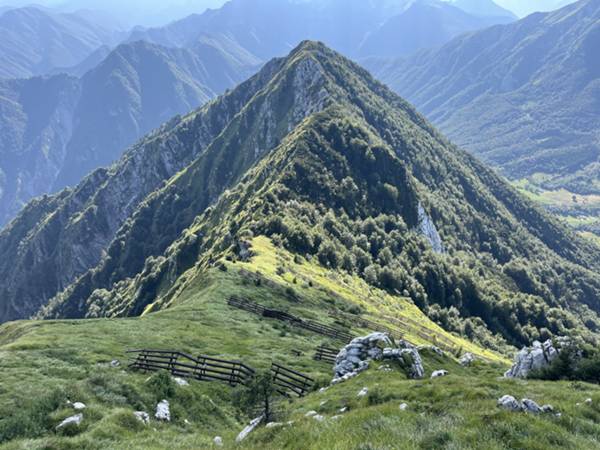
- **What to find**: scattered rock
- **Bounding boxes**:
[334,333,391,380]
[357,387,369,398]
[505,338,575,379]
[266,422,283,429]
[339,407,348,413]
[213,436,224,447]
[110,359,120,368]
[585,398,593,405]
[305,411,318,417]
[522,398,543,414]
[56,414,83,430]
[236,415,264,443]
[72,402,86,411]
[313,414,325,422]
[498,395,522,412]
[173,377,189,386]
[331,415,342,420]
[155,400,171,421]
[556,412,562,418]
[319,387,329,393]
[431,370,448,378]
[418,345,444,357]
[399,403,408,411]
[498,395,554,414]
[459,353,475,367]
[319,400,328,407]
[134,411,150,424]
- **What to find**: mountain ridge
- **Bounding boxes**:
[0,41,596,353]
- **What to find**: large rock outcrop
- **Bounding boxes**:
[505,338,572,378]
[333,332,425,382]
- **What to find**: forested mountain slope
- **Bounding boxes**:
[0,37,259,227]
[369,0,600,195]
[2,42,598,354]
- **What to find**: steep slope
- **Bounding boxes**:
[369,0,600,195]
[0,38,260,227]
[0,6,124,79]
[359,0,514,58]
[5,42,596,352]
[128,0,512,60]
[0,51,293,323]
[8,251,600,449]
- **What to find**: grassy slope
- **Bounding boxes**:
[513,178,600,244]
[2,237,600,449]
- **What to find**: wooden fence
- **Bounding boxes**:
[127,350,255,386]
[127,350,314,396]
[271,362,314,397]
[228,296,354,343]
[313,345,339,364]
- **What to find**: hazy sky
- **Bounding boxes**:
[0,0,581,26]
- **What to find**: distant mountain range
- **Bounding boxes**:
[0,6,125,78]
[369,0,600,195]
[129,0,514,59]
[0,37,259,226]
[0,0,516,228]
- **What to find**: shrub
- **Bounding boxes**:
[146,371,176,401]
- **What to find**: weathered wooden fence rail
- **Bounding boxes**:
[127,350,255,386]
[228,296,354,342]
[271,362,314,397]
[313,345,339,364]
[127,349,315,396]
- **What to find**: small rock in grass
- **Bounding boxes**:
[431,370,448,378]
[357,387,369,397]
[541,405,554,413]
[236,416,264,442]
[522,399,543,414]
[319,387,329,393]
[173,377,189,386]
[72,402,86,410]
[319,400,328,407]
[399,403,408,411]
[498,395,522,412]
[331,415,342,420]
[555,413,562,418]
[134,411,150,424]
[213,436,223,447]
[56,414,83,430]
[585,398,593,405]
[155,400,171,421]
[266,422,283,429]
[305,411,318,417]
[313,414,325,422]
[110,359,120,368]
[339,407,348,413]
[459,353,475,367]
